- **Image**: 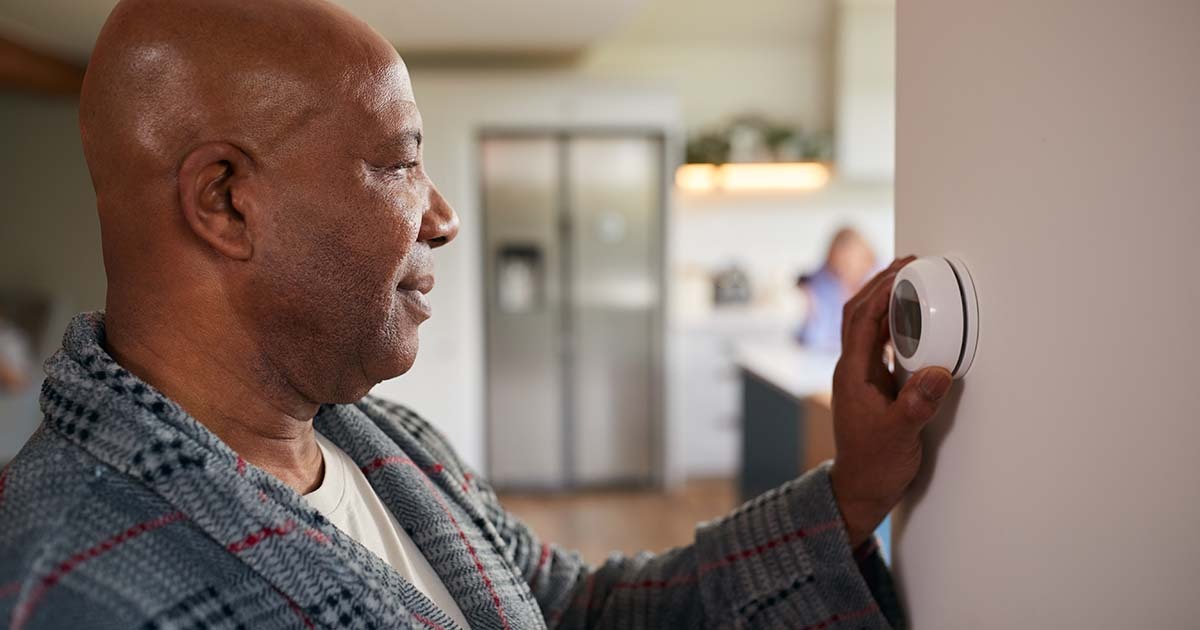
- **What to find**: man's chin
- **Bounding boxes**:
[326,349,416,403]
[369,333,420,383]
[318,322,420,403]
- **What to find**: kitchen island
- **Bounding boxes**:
[735,342,839,502]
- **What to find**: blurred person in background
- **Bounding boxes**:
[0,1,952,628]
[796,227,878,352]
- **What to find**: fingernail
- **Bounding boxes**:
[918,368,952,400]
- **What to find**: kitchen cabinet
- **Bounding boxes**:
[669,311,796,478]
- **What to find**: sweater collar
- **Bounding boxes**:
[39,312,504,629]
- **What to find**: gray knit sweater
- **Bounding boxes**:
[0,313,902,629]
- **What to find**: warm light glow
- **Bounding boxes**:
[675,162,831,193]
[674,163,719,192]
[719,162,830,191]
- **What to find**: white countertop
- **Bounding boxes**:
[734,342,839,400]
[671,304,799,333]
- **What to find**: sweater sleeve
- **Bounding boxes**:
[476,462,904,630]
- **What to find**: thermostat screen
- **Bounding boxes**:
[892,279,921,358]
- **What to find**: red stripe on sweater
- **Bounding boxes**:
[361,456,445,478]
[581,572,598,611]
[412,611,449,630]
[362,457,476,494]
[236,455,247,476]
[365,457,511,630]
[601,519,843,595]
[697,520,841,575]
[612,574,699,590]
[9,510,187,630]
[227,520,296,553]
[270,584,315,630]
[302,528,330,545]
[534,543,552,588]
[550,520,849,620]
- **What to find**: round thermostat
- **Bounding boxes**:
[889,256,979,379]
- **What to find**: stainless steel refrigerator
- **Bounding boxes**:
[481,131,665,490]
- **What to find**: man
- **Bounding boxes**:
[0,0,953,628]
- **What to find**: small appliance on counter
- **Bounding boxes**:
[711,263,752,306]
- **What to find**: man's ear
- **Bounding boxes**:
[178,142,258,260]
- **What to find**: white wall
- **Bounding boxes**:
[671,187,893,287]
[835,0,894,180]
[580,44,830,135]
[0,93,101,459]
[0,95,102,309]
[576,0,834,133]
[893,1,1200,627]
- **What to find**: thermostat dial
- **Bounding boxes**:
[889,256,979,379]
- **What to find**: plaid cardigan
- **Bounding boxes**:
[0,313,902,629]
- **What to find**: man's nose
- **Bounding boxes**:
[419,183,459,248]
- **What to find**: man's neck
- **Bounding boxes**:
[103,306,325,495]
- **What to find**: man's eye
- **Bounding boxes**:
[368,160,419,174]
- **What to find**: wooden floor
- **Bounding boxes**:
[498,478,737,565]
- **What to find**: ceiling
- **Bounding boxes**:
[604,0,832,46]
[0,0,650,63]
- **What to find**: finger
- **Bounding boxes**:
[840,274,896,378]
[849,255,912,345]
[841,261,912,375]
[840,264,890,343]
[845,257,909,322]
[840,257,914,346]
[890,366,952,431]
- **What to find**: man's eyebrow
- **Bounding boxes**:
[374,130,422,152]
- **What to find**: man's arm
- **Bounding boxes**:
[474,461,902,629]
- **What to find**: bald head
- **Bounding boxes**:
[83,0,458,404]
[81,0,408,197]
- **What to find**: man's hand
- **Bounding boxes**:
[829,256,954,549]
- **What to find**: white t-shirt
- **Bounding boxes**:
[304,432,471,629]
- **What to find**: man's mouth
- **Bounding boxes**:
[397,275,434,294]
[396,275,434,320]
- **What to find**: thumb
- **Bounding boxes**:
[893,367,953,429]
